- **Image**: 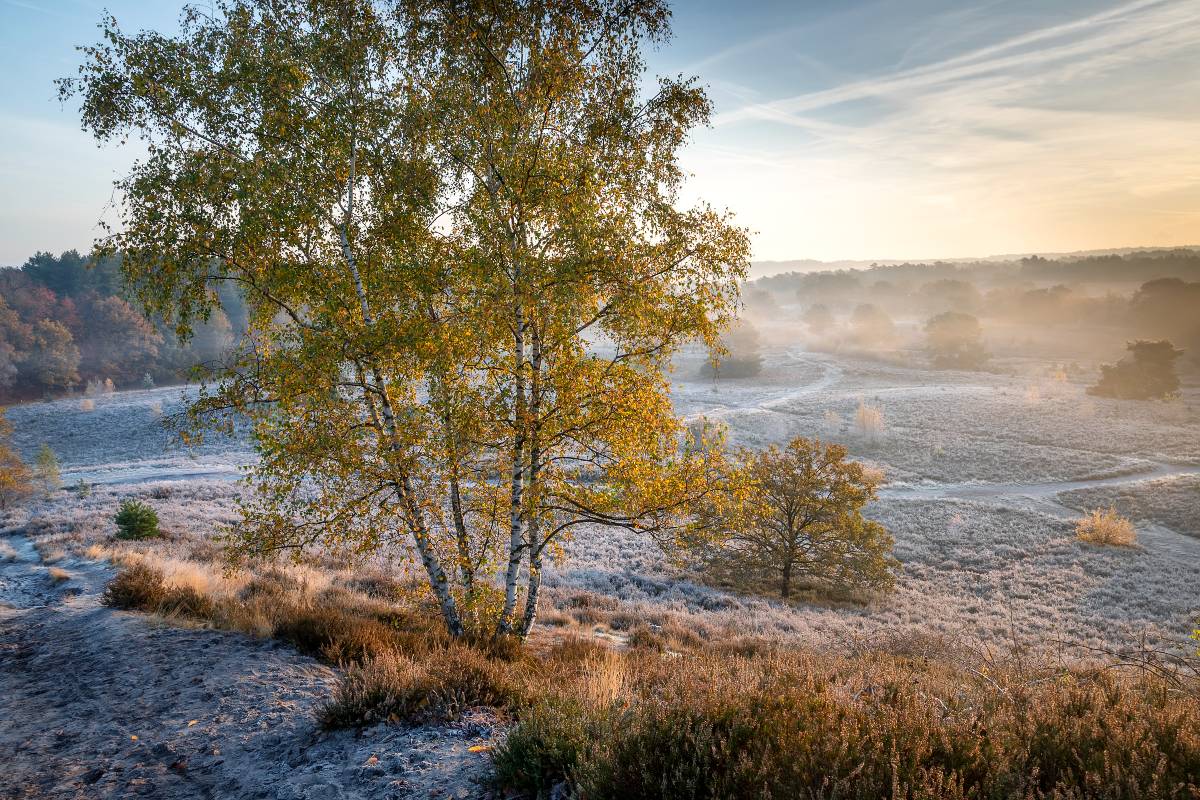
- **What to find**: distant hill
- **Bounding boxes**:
[749,245,1200,280]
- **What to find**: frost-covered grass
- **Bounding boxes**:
[544,498,1200,654]
[1059,476,1200,539]
[3,348,1198,658]
[675,351,1199,484]
[3,384,250,483]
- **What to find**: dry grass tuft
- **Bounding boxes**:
[35,542,66,564]
[854,400,884,439]
[1076,507,1138,547]
[47,566,71,584]
[0,540,17,562]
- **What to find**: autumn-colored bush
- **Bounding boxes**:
[1076,507,1138,547]
[700,436,897,601]
[0,408,33,509]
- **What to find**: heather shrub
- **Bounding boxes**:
[1076,507,1138,546]
[498,650,1200,799]
[102,562,167,609]
[273,604,404,664]
[493,696,599,796]
[158,584,218,619]
[114,499,160,540]
[318,644,519,729]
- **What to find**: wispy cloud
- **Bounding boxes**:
[677,0,1200,260]
[713,0,1196,127]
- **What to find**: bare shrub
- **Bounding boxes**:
[1076,507,1138,547]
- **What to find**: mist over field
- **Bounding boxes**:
[2,1,1199,798]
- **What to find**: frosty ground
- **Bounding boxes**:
[2,347,1198,797]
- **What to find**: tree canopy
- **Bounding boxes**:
[63,0,749,639]
[700,436,897,600]
[1088,340,1183,400]
[0,409,33,510]
[0,251,242,401]
[924,311,988,370]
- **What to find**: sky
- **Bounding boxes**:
[2,0,1199,266]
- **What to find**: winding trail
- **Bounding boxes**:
[681,351,1200,557]
[879,460,1200,508]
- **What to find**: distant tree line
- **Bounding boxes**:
[759,250,1200,370]
[0,250,247,401]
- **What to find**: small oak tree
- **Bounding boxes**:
[702,320,763,378]
[801,303,834,336]
[925,311,988,370]
[703,437,897,600]
[64,0,748,640]
[849,303,894,346]
[0,409,33,509]
[1088,340,1183,400]
[33,444,62,496]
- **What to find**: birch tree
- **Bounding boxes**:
[63,0,748,640]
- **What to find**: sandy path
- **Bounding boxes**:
[0,542,499,800]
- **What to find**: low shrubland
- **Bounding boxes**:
[495,646,1200,799]
[97,557,1200,798]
